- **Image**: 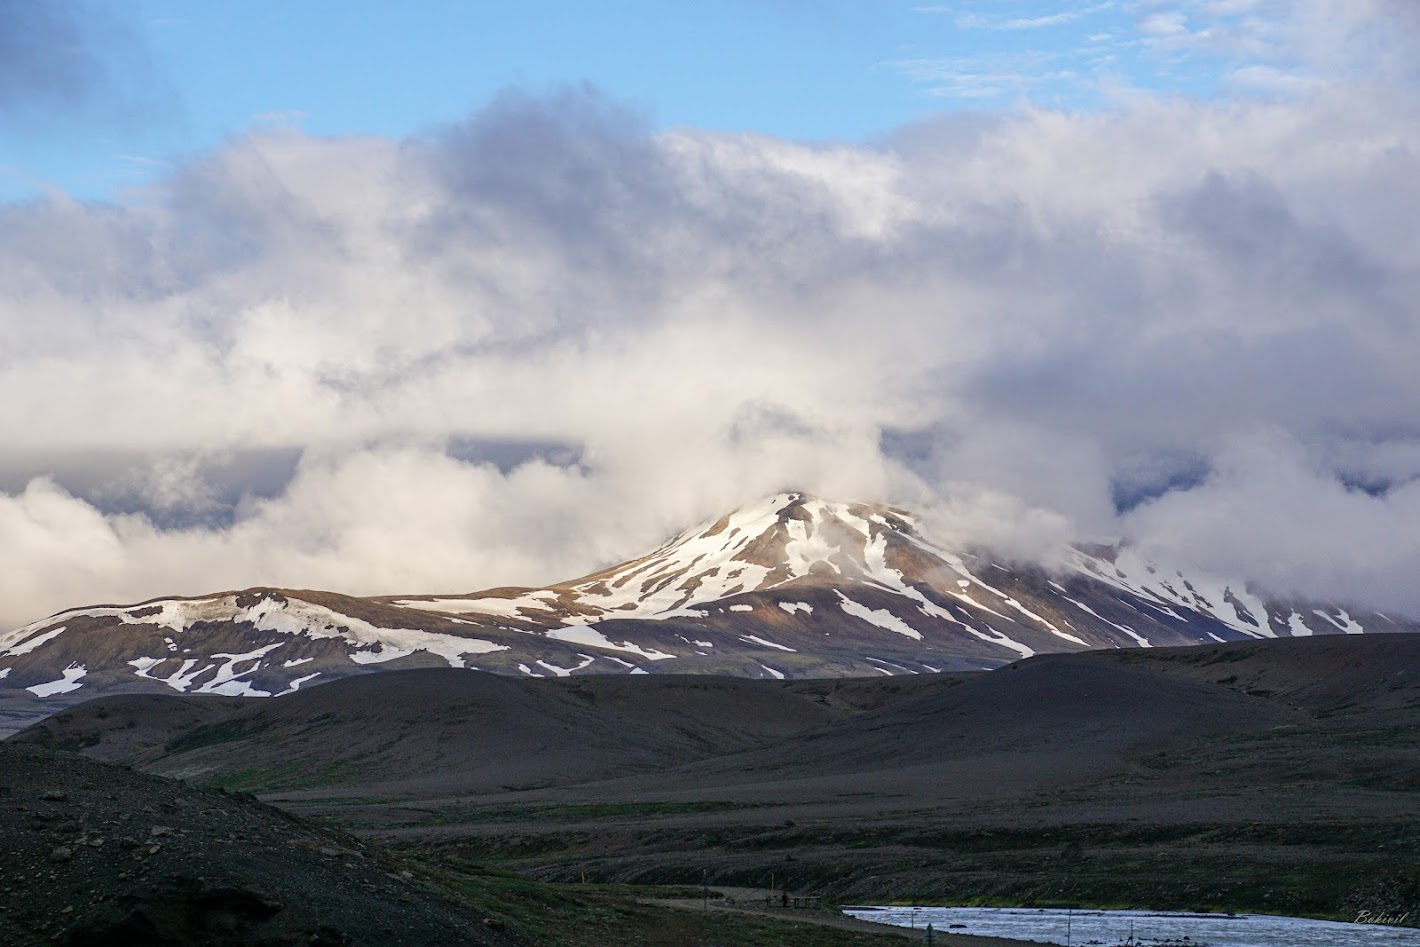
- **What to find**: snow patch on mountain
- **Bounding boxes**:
[537,655,597,677]
[394,589,561,618]
[1314,608,1365,634]
[1067,547,1281,638]
[237,596,508,667]
[27,663,87,697]
[740,634,796,652]
[348,644,417,665]
[1058,595,1151,648]
[835,592,923,640]
[277,672,322,695]
[4,626,66,657]
[545,626,676,660]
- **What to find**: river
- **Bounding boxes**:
[843,906,1420,946]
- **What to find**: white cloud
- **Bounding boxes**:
[955,4,1116,32]
[899,1,1418,107]
[2,75,1420,627]
[886,53,1080,101]
[1227,64,1325,95]
[1124,431,1420,612]
[1139,12,1190,37]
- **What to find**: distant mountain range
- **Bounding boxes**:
[2,492,1413,702]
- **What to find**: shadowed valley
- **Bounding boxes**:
[14,633,1420,939]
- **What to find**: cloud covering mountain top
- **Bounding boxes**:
[3,23,1420,628]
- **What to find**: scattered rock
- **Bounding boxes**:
[49,847,72,863]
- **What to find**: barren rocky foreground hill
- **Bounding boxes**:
[0,743,523,947]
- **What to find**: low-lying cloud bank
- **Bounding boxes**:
[3,74,1420,627]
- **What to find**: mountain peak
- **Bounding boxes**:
[559,493,918,614]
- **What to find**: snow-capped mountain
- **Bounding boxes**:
[2,493,1413,701]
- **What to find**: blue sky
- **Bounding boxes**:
[3,1,1319,201]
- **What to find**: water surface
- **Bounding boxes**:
[843,906,1420,946]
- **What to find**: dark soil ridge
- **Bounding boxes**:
[0,743,520,947]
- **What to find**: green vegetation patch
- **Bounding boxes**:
[406,798,769,828]
[418,860,909,946]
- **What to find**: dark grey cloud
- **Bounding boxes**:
[1158,171,1389,313]
[444,438,585,476]
[0,448,303,530]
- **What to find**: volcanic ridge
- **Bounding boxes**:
[2,492,1413,720]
